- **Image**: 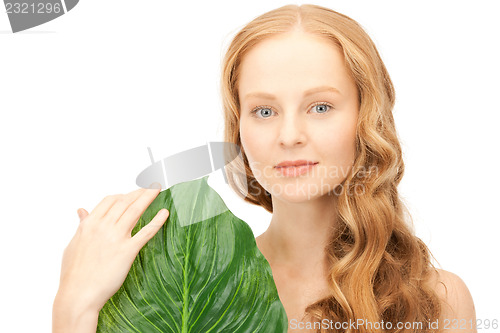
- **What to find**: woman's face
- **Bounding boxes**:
[238,29,359,202]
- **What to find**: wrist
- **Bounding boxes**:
[53,308,99,333]
[54,287,103,313]
[53,292,100,333]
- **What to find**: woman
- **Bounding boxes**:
[52,4,476,333]
[221,4,476,332]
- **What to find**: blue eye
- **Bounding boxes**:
[311,103,331,114]
[251,106,275,118]
[250,102,333,119]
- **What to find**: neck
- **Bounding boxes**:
[258,192,338,274]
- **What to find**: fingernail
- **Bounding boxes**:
[149,182,162,189]
[158,209,169,218]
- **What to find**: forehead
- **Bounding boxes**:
[238,30,353,100]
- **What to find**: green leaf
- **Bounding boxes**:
[96,175,288,333]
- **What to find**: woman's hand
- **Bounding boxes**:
[55,184,169,314]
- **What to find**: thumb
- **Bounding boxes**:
[77,208,89,221]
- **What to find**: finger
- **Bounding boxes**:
[129,209,169,251]
[77,208,89,221]
[116,187,162,232]
[88,194,121,219]
[104,188,149,224]
[90,187,147,220]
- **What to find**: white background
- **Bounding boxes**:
[1,0,499,331]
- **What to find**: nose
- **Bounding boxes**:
[278,112,306,148]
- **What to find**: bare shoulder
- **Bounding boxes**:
[429,268,477,332]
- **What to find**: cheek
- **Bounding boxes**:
[318,118,357,165]
[239,121,263,164]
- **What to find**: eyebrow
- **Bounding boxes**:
[244,85,342,100]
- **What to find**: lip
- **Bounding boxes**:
[274,160,318,168]
[275,162,318,177]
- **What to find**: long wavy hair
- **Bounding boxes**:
[220,4,444,332]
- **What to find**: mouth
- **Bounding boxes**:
[274,160,319,177]
[274,160,319,168]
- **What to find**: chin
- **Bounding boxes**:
[274,193,319,203]
[268,178,341,202]
[267,182,320,202]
